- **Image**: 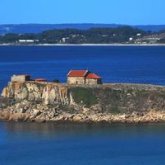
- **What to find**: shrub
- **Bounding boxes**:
[70,87,98,107]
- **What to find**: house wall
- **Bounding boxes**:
[11,75,31,83]
[86,79,99,85]
[67,77,85,85]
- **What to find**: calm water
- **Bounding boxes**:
[1,46,165,165]
[0,122,165,165]
[0,46,165,91]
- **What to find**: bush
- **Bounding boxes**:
[53,79,60,83]
[70,87,98,107]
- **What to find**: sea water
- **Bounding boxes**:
[0,122,165,165]
[0,46,165,91]
[0,46,165,165]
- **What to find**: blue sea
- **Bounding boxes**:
[1,45,165,165]
[1,122,165,165]
[1,46,165,91]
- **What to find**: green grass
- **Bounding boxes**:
[70,87,98,107]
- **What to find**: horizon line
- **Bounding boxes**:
[0,23,165,26]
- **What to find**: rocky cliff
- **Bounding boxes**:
[1,81,165,123]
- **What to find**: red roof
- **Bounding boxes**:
[68,70,88,77]
[86,73,101,79]
[35,78,47,82]
[14,74,30,77]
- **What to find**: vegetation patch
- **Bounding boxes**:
[70,87,98,107]
[109,105,121,114]
[158,92,165,99]
[135,89,149,97]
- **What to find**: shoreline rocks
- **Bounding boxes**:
[0,101,165,123]
[1,82,165,123]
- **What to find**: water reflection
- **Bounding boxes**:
[1,122,165,165]
[3,121,165,139]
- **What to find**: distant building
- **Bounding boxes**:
[67,70,102,85]
[11,74,31,83]
[18,39,39,44]
[35,78,47,82]
[129,37,133,41]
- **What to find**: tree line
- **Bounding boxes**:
[0,26,160,44]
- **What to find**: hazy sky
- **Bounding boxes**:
[0,0,164,25]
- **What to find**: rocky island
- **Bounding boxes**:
[1,72,165,123]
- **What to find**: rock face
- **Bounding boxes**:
[1,81,165,123]
[1,82,69,105]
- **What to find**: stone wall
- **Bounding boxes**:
[67,77,85,85]
[86,79,100,85]
[11,75,30,83]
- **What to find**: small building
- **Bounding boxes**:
[67,70,88,85]
[35,78,47,82]
[86,73,102,85]
[11,74,31,83]
[67,70,102,85]
[18,39,39,44]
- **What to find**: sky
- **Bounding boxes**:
[0,0,164,25]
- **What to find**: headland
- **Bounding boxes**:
[1,73,165,123]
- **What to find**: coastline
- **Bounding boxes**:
[1,82,165,124]
[1,108,165,124]
[1,43,165,47]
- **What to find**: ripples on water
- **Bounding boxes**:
[0,122,165,165]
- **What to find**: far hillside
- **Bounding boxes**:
[0,26,165,44]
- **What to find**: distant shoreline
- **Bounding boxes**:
[1,43,165,47]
